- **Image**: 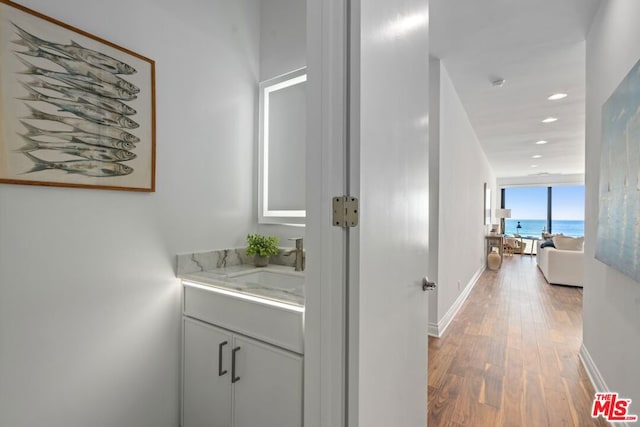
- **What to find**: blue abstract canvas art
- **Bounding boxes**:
[596,57,640,283]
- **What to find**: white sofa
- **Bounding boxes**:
[536,239,584,287]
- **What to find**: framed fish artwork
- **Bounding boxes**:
[0,0,155,191]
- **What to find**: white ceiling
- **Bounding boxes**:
[431,0,602,179]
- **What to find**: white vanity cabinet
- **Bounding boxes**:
[183,319,233,427]
[181,283,304,427]
[231,334,303,427]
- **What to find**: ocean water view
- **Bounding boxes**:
[504,219,584,238]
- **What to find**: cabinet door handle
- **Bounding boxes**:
[231,346,241,383]
[218,341,228,376]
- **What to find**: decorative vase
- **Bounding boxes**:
[487,248,501,271]
[254,255,269,267]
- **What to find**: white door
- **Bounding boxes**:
[232,335,303,427]
[182,319,232,427]
[304,0,430,425]
[348,1,430,426]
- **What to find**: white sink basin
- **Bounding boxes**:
[230,270,304,290]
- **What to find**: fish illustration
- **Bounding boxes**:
[17,47,140,94]
[22,152,133,177]
[16,56,137,101]
[12,23,137,75]
[29,78,136,115]
[20,82,139,129]
[16,134,137,162]
[25,105,140,144]
[20,121,137,151]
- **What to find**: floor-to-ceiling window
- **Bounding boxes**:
[502,186,548,236]
[551,185,585,237]
[502,185,585,238]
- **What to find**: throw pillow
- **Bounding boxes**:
[552,235,584,251]
[542,232,564,239]
[540,239,555,248]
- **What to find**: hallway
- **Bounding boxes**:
[428,255,607,426]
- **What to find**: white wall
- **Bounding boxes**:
[259,0,306,81]
[497,173,585,188]
[433,61,496,326]
[0,1,259,426]
[584,0,640,403]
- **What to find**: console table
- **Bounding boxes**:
[485,235,504,268]
[523,237,540,256]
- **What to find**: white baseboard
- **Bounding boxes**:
[428,322,439,337]
[579,344,632,427]
[580,344,608,393]
[428,265,485,338]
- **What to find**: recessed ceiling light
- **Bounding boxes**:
[542,117,558,123]
[532,155,542,159]
[531,164,539,168]
[548,93,568,100]
[535,140,548,145]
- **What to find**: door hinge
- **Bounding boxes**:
[333,196,359,227]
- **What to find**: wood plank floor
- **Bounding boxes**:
[428,255,608,427]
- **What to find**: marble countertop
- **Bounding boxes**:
[179,264,305,307]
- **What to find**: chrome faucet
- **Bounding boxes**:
[284,238,305,272]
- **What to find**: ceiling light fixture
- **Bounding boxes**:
[532,155,542,159]
[542,117,558,123]
[491,78,506,88]
[535,140,548,145]
[548,93,568,100]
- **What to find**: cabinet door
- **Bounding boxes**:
[183,318,233,427]
[232,336,303,427]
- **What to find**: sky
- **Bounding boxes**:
[504,185,585,220]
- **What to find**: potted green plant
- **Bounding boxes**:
[246,234,280,267]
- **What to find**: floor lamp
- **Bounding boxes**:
[496,208,511,235]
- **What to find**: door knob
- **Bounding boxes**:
[422,277,436,291]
